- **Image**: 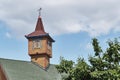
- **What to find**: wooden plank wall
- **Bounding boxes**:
[0,65,7,80]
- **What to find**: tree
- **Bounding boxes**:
[89,38,120,80]
[56,37,120,80]
[103,38,120,68]
[89,38,104,71]
[73,58,91,80]
[56,57,91,80]
[56,57,74,80]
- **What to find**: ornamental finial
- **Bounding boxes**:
[38,8,42,17]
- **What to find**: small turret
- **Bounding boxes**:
[25,12,55,68]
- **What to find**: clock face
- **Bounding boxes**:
[33,39,41,49]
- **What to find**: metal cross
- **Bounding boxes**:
[38,8,42,16]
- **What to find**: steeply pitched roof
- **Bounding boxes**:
[25,17,55,42]
[0,58,61,80]
[26,17,47,37]
[35,16,45,32]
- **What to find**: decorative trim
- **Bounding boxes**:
[25,34,55,42]
[29,53,51,58]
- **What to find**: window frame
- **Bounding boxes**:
[33,39,42,49]
[47,40,52,49]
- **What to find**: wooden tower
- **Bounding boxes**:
[25,16,55,68]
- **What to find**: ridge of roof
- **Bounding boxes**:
[0,58,56,67]
[0,58,29,63]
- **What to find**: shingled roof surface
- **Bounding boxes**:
[26,17,47,37]
[0,58,61,80]
[25,17,55,42]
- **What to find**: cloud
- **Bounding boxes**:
[0,0,120,38]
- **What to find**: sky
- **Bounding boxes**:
[0,0,120,64]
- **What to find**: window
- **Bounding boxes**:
[33,39,41,49]
[47,41,51,49]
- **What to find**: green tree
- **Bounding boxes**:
[73,58,91,80]
[89,38,120,80]
[56,57,74,80]
[56,57,90,80]
[103,38,120,69]
[89,38,104,71]
[56,38,120,80]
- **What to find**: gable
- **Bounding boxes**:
[0,65,7,80]
[0,58,61,80]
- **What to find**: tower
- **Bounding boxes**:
[25,16,55,69]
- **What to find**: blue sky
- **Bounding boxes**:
[0,0,120,64]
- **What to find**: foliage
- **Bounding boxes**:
[73,58,91,80]
[56,38,120,80]
[56,57,74,80]
[56,57,91,80]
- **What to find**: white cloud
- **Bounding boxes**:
[0,0,120,38]
[114,26,120,32]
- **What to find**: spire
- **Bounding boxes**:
[35,8,45,32]
[25,8,55,42]
[35,17,45,32]
[25,17,46,38]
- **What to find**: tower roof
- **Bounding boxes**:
[35,16,45,32]
[26,17,47,37]
[25,16,55,42]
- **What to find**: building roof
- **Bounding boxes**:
[26,17,47,37]
[25,17,55,42]
[0,58,61,80]
[35,16,45,32]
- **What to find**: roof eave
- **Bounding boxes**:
[25,34,55,42]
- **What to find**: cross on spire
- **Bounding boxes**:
[38,8,42,17]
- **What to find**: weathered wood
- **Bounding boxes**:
[0,65,7,80]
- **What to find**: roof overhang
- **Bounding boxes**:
[25,33,55,42]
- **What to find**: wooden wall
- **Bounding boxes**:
[0,65,7,80]
[31,55,49,68]
[28,37,52,57]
